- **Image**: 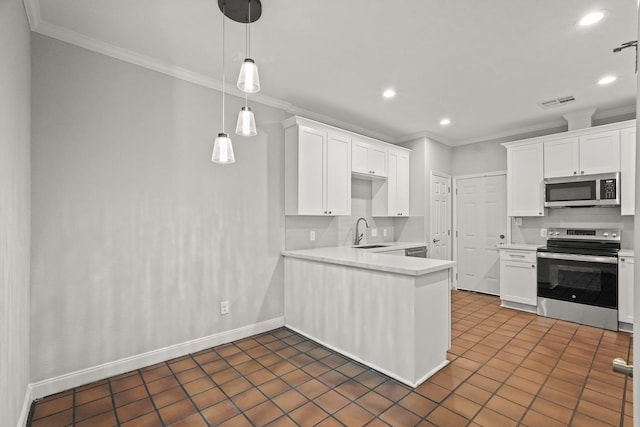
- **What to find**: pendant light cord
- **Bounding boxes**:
[244,0,250,109]
[222,2,226,133]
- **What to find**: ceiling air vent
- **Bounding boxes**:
[538,95,576,109]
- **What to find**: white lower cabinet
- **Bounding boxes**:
[618,253,634,326]
[499,248,537,311]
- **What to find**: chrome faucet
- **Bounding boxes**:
[354,217,370,245]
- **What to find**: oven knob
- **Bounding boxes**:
[571,295,577,299]
[603,233,609,237]
[554,231,560,236]
[612,233,617,238]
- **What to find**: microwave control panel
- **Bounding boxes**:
[600,179,617,200]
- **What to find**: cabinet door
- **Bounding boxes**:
[544,137,579,178]
[579,130,620,175]
[621,127,636,216]
[351,140,369,175]
[369,145,388,177]
[387,151,398,215]
[326,133,351,216]
[500,260,537,305]
[396,152,410,216]
[297,126,326,215]
[507,143,544,216]
[619,256,634,324]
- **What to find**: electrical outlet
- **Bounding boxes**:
[383,228,387,237]
[515,217,522,226]
[371,229,377,237]
[220,301,229,315]
[310,231,315,241]
[541,228,547,237]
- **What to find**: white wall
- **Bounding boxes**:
[30,34,285,382]
[0,0,31,424]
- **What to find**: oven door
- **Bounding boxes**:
[537,252,618,309]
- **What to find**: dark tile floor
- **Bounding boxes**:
[28,290,633,426]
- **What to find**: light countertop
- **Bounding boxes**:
[497,243,543,251]
[351,241,428,252]
[282,244,455,276]
[619,249,634,257]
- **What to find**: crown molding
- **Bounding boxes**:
[24,0,292,111]
[593,104,636,120]
[394,130,453,146]
[286,106,395,142]
[453,119,569,147]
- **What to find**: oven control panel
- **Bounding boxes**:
[546,228,621,241]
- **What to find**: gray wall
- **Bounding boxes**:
[31,34,285,381]
[396,137,452,246]
[0,0,31,423]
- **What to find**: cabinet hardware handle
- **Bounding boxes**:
[328,211,332,214]
[539,212,542,215]
[581,171,584,174]
[532,265,535,268]
[573,171,577,175]
[621,258,626,262]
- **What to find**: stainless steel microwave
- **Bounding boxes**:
[544,172,620,207]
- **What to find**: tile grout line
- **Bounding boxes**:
[106,377,121,426]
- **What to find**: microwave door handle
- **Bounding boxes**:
[537,252,618,264]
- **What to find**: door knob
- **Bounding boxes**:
[613,357,633,377]
[499,234,505,239]
[433,239,440,243]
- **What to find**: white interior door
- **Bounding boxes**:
[455,174,507,295]
[431,172,451,260]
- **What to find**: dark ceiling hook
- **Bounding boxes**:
[613,40,638,73]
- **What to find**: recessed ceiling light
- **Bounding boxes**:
[598,75,617,85]
[382,89,396,98]
[440,118,451,126]
[579,11,604,26]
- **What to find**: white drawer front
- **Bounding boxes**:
[499,249,536,263]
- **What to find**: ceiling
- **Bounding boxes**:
[24,0,638,146]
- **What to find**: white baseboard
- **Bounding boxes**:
[30,317,285,401]
[17,384,33,427]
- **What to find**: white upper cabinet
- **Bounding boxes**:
[372,148,410,217]
[621,126,636,216]
[543,137,579,178]
[284,123,351,216]
[544,130,620,178]
[506,142,544,216]
[325,133,352,215]
[352,140,388,178]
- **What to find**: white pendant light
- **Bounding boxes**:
[237,0,260,93]
[237,59,260,93]
[212,132,235,163]
[212,3,235,164]
[236,106,257,136]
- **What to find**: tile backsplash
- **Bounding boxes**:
[511,207,634,249]
[285,178,397,250]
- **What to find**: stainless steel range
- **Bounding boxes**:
[536,228,620,331]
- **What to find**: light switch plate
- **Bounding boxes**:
[310,231,316,241]
[383,229,387,237]
[541,228,547,237]
[515,217,522,226]
[371,229,377,237]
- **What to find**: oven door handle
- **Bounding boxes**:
[536,252,618,264]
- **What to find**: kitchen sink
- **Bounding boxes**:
[354,244,390,249]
